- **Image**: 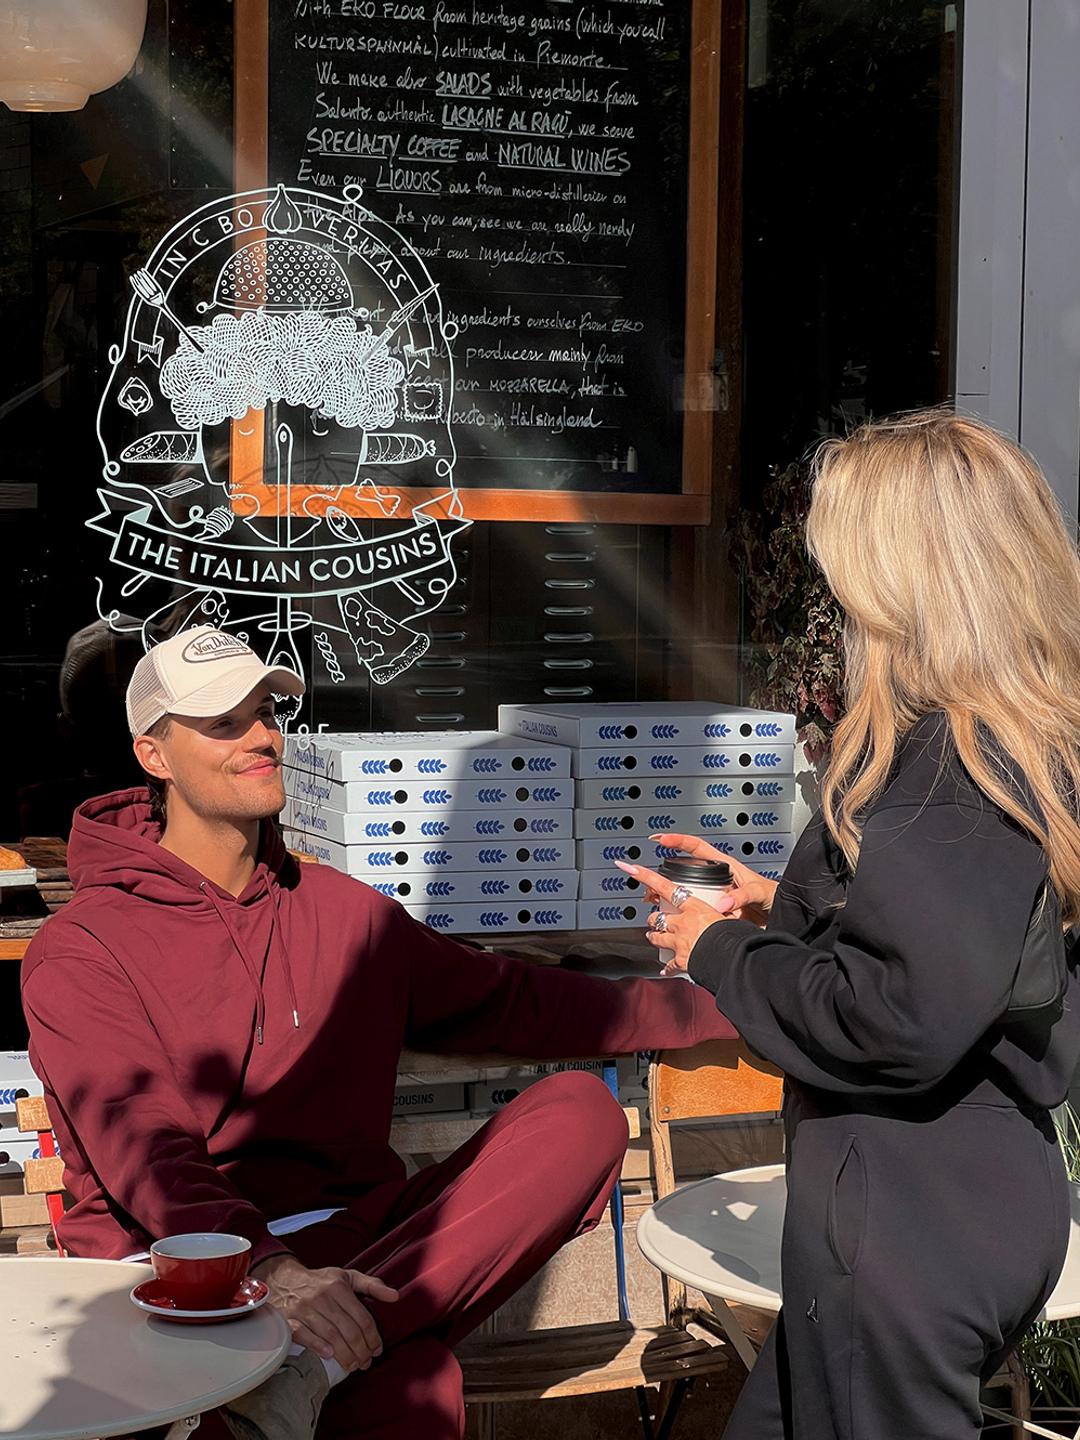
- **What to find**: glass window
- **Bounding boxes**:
[736,0,959,756]
[0,0,961,1045]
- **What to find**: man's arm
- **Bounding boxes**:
[22,926,289,1267]
[395,904,738,1055]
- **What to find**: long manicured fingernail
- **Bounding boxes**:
[614,860,639,874]
[374,1346,383,1358]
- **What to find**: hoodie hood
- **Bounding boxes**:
[68,788,301,1041]
[69,787,294,908]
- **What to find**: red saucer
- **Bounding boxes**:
[130,1275,269,1324]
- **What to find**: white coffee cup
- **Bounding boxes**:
[655,857,734,966]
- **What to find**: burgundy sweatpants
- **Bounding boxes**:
[283,1070,630,1439]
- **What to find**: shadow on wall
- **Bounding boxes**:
[793,739,823,838]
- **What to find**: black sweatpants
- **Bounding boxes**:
[722,1093,1070,1440]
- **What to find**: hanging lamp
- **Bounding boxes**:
[0,0,148,113]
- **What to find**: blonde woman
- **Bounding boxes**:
[619,410,1080,1439]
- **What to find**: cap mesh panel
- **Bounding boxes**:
[126,649,168,735]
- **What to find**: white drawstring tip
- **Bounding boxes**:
[292,1009,300,1028]
[256,1025,264,1045]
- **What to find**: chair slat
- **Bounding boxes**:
[458,1321,729,1401]
[24,1156,65,1195]
[653,1039,783,1124]
[0,1192,49,1227]
[0,1225,56,1255]
[14,1096,51,1134]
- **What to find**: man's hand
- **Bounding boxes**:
[251,1252,399,1372]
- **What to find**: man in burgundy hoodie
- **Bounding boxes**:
[21,627,736,1440]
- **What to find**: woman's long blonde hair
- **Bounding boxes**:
[807,408,1080,923]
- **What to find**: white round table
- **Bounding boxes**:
[0,1258,291,1440]
[638,1162,1080,1321]
[637,1163,784,1371]
[637,1163,1080,1437]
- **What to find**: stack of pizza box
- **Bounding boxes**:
[281,731,577,936]
[498,703,797,929]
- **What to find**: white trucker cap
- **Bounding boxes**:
[126,626,305,736]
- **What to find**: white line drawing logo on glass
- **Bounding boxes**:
[91,183,468,724]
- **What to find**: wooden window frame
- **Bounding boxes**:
[233,0,721,524]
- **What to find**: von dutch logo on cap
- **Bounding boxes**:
[181,632,254,664]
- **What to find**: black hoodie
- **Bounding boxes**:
[689,713,1080,1110]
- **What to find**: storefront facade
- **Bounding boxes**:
[2,0,1078,1043]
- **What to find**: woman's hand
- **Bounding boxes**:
[615,859,729,976]
[649,833,780,928]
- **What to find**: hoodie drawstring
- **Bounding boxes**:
[200,879,301,1044]
[268,880,302,1032]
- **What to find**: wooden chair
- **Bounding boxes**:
[0,1095,65,1255]
[647,1038,784,1392]
[456,1050,763,1440]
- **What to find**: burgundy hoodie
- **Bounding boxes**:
[22,790,736,1265]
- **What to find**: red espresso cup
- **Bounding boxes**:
[149,1233,252,1309]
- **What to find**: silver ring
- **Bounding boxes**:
[669,885,692,909]
[651,912,669,934]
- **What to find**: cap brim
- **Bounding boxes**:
[167,663,306,719]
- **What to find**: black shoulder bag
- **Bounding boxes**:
[1003,880,1070,1025]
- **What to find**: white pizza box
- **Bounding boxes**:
[364,871,578,904]
[499,702,795,748]
[524,1060,608,1078]
[467,1061,608,1113]
[286,830,575,874]
[574,803,792,839]
[573,745,795,779]
[576,833,796,869]
[616,1053,651,1106]
[285,769,573,813]
[467,1080,537,1112]
[392,1083,467,1116]
[576,898,652,930]
[575,775,795,808]
[403,901,575,934]
[579,861,787,899]
[745,862,788,881]
[579,869,650,901]
[0,1053,44,1106]
[282,795,572,845]
[395,1057,608,1085]
[285,731,571,783]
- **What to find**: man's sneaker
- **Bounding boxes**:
[221,1348,331,1440]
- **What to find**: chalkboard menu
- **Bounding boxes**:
[238,0,720,522]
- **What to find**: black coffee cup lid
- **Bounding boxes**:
[658,857,733,886]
